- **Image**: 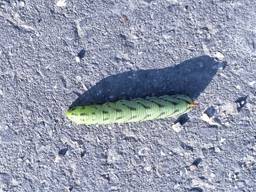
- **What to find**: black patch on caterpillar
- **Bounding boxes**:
[171,100,179,105]
[159,98,179,105]
[148,100,165,108]
[80,113,87,116]
[116,108,122,112]
[172,109,179,114]
[174,97,191,105]
[121,103,137,111]
[174,95,191,104]
[157,112,166,118]
[71,113,76,116]
[136,101,151,109]
[69,108,75,111]
[127,106,137,111]
[106,104,118,112]
[129,115,138,120]
[102,110,108,114]
[116,116,123,120]
[183,99,191,105]
[143,114,151,119]
[92,112,96,115]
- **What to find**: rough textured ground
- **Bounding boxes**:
[0,0,256,191]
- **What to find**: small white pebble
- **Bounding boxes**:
[107,125,112,130]
[162,33,172,40]
[210,172,216,178]
[53,84,58,89]
[166,0,179,5]
[56,0,66,7]
[75,56,80,63]
[144,164,152,172]
[75,20,84,39]
[123,53,130,60]
[201,113,221,127]
[160,150,166,156]
[172,122,183,132]
[201,113,211,122]
[174,184,180,189]
[80,82,88,91]
[54,155,62,163]
[11,1,17,6]
[75,76,82,82]
[214,146,221,153]
[248,81,255,87]
[75,179,81,186]
[19,1,25,7]
[213,51,225,60]
[189,164,198,171]
[252,144,256,152]
[212,62,225,70]
[235,85,241,90]
[223,121,231,127]
[0,89,3,96]
[202,43,210,55]
[11,178,19,186]
[128,31,139,40]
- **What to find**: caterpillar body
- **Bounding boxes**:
[66,95,196,125]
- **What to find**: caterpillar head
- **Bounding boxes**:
[172,94,197,114]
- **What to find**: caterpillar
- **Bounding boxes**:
[66,95,196,125]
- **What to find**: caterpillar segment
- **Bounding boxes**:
[66,95,196,125]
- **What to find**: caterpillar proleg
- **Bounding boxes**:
[66,95,196,125]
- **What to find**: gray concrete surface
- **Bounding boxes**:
[0,0,256,191]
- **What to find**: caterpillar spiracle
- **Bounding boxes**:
[66,95,196,125]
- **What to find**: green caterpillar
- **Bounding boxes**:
[66,95,196,125]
